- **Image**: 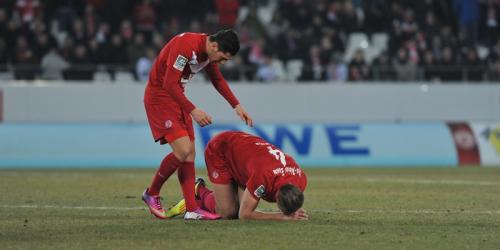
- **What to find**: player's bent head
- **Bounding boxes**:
[209,29,240,56]
[277,184,304,215]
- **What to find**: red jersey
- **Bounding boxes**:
[145,32,239,112]
[205,131,307,202]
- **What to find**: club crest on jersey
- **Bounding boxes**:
[212,171,219,179]
[173,55,187,71]
[254,185,265,198]
[164,120,173,129]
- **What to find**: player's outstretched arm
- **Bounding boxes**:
[238,189,306,221]
[234,104,253,127]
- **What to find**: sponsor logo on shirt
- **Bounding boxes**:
[173,55,188,71]
[254,185,265,198]
[212,171,219,179]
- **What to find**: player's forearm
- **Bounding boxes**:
[212,79,239,108]
[206,65,239,107]
[239,210,288,221]
[163,80,196,112]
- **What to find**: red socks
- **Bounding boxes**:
[148,154,207,213]
[148,153,182,196]
[196,184,217,213]
[177,161,199,212]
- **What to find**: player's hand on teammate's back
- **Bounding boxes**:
[235,104,253,127]
[191,108,212,127]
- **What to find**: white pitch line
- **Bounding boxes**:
[1,172,498,186]
[1,204,499,215]
[0,204,145,210]
[307,176,500,186]
[310,209,500,215]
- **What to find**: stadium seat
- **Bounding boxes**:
[114,71,135,82]
[371,33,389,53]
[271,59,286,82]
[344,32,369,62]
[93,71,112,82]
[477,45,489,60]
[0,72,14,81]
[286,60,303,82]
[365,47,382,64]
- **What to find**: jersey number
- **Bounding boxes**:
[267,146,287,167]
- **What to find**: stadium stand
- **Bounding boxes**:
[0,0,499,83]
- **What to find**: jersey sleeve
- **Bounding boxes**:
[162,39,196,113]
[246,171,272,201]
[204,62,240,108]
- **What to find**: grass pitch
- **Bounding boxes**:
[0,167,499,250]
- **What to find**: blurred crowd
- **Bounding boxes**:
[1,0,500,82]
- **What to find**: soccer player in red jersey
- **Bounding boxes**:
[170,131,308,220]
[142,30,253,220]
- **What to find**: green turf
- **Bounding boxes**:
[1,167,499,250]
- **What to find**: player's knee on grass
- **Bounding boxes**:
[277,184,304,215]
[216,205,238,219]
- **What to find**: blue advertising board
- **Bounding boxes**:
[0,122,457,168]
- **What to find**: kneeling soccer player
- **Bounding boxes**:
[169,131,308,220]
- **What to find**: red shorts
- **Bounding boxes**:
[144,88,194,145]
[204,133,233,185]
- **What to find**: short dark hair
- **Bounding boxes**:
[209,29,240,56]
[277,184,304,215]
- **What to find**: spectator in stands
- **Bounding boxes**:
[393,47,417,81]
[325,53,348,82]
[0,8,7,38]
[0,0,499,83]
[256,54,279,82]
[338,1,361,35]
[136,46,155,82]
[105,34,129,80]
[454,0,480,46]
[83,3,99,38]
[60,36,75,62]
[214,0,240,28]
[299,45,327,81]
[33,33,52,62]
[0,39,7,72]
[64,44,94,81]
[348,49,370,81]
[70,19,87,45]
[488,60,500,81]
[239,4,268,41]
[487,38,500,64]
[481,5,499,47]
[462,47,484,81]
[15,0,40,24]
[14,36,38,80]
[219,54,243,81]
[120,19,134,45]
[266,9,287,41]
[437,46,461,81]
[422,11,441,41]
[420,50,440,81]
[127,33,147,69]
[41,46,69,80]
[133,0,157,42]
[363,0,390,36]
[371,51,395,81]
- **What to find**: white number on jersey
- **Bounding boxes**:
[267,146,287,167]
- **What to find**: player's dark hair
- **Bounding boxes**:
[209,29,240,56]
[277,184,304,215]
